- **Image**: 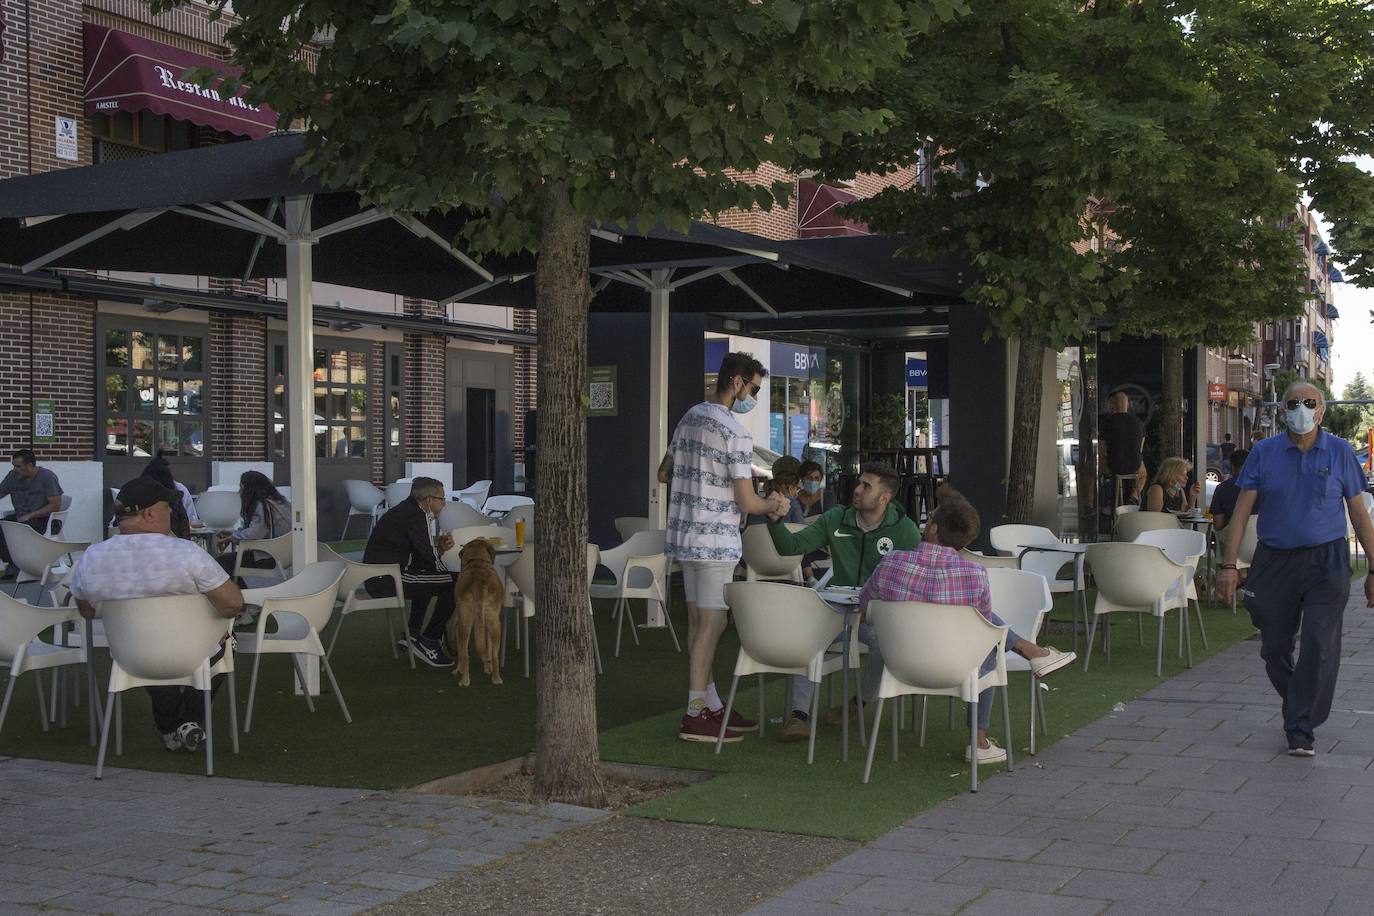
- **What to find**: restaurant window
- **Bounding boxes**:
[101,325,207,458]
[91,112,197,163]
[270,341,369,460]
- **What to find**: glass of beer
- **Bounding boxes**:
[515,519,526,547]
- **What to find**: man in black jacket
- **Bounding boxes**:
[363,476,455,667]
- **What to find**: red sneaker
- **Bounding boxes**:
[721,707,757,730]
[679,710,743,743]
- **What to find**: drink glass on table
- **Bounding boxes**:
[515,519,525,547]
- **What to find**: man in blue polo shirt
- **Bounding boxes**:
[1218,382,1374,757]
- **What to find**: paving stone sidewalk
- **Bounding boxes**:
[0,758,605,914]
[750,590,1374,916]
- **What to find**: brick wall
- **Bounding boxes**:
[0,291,95,459]
[369,342,385,484]
[2,0,90,178]
[403,298,446,461]
[207,312,266,460]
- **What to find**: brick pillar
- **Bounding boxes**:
[0,292,95,459]
[512,307,537,452]
[208,312,267,460]
[403,298,446,461]
[369,342,386,485]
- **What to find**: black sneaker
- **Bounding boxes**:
[0,564,16,581]
[175,722,205,753]
[409,635,454,669]
[1287,732,1315,757]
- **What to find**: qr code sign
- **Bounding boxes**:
[589,382,615,411]
[33,413,54,439]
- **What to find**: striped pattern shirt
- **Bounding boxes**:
[666,402,753,562]
[858,541,991,620]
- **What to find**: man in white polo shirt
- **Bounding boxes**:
[665,351,790,743]
[69,477,243,753]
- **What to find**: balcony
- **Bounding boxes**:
[1226,362,1259,394]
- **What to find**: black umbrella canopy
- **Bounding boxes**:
[0,132,970,313]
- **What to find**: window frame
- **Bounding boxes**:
[267,332,372,464]
[96,316,211,463]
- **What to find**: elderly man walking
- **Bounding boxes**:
[1218,382,1374,756]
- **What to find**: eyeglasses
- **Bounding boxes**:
[1285,398,1319,411]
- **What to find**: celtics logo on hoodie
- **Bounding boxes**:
[877,536,894,555]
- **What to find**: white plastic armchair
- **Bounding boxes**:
[716,582,845,764]
[1115,511,1181,542]
[987,568,1053,754]
[94,593,236,778]
[385,480,414,513]
[1084,542,1193,677]
[959,549,1019,570]
[0,591,84,743]
[438,501,489,532]
[317,543,411,669]
[232,532,293,584]
[1,520,87,605]
[1134,528,1210,653]
[506,544,602,678]
[193,491,241,535]
[341,480,385,539]
[44,494,73,540]
[590,530,674,656]
[483,495,534,516]
[453,480,492,511]
[864,600,1011,790]
[741,525,802,583]
[988,524,1059,557]
[614,516,651,542]
[236,561,349,733]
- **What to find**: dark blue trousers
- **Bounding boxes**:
[1243,538,1351,741]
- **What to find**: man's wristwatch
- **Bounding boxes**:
[1218,564,1238,571]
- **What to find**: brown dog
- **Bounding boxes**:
[450,538,505,686]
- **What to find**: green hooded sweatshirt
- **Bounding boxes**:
[767,502,921,587]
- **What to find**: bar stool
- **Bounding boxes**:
[1111,474,1137,509]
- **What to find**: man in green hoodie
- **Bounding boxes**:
[766,462,920,740]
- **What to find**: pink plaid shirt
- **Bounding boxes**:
[858,541,991,620]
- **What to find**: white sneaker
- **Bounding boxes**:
[965,738,1008,765]
[1030,647,1076,677]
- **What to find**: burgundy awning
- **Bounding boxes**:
[797,179,870,238]
[83,24,278,139]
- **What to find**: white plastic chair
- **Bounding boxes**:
[236,561,349,732]
[741,525,802,583]
[863,600,1011,790]
[0,591,84,742]
[94,593,237,778]
[2,521,87,605]
[715,581,846,763]
[438,501,489,532]
[959,549,1018,570]
[614,516,651,542]
[341,480,385,539]
[989,524,1059,557]
[506,544,602,678]
[986,568,1053,755]
[1115,504,1140,517]
[317,543,412,669]
[193,491,241,534]
[1134,528,1209,651]
[1350,492,1373,567]
[1115,511,1181,542]
[44,494,73,540]
[1084,542,1193,677]
[483,495,534,516]
[591,530,676,656]
[385,480,414,513]
[1216,515,1260,613]
[453,480,492,511]
[232,532,293,584]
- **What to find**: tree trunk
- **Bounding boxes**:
[1156,336,1184,460]
[1005,324,1045,524]
[1075,341,1099,541]
[530,181,607,808]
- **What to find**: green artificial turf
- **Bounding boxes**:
[601,591,1261,842]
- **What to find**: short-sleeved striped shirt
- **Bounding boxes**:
[666,402,754,561]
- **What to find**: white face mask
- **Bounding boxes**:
[1286,404,1317,434]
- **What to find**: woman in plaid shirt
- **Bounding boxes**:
[859,487,1075,763]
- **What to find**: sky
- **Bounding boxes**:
[1317,155,1373,397]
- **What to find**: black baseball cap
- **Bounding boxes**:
[114,476,179,516]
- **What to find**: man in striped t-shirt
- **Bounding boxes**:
[665,351,790,743]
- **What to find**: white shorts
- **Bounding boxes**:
[680,560,737,611]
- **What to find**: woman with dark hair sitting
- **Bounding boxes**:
[140,452,198,538]
[215,471,291,580]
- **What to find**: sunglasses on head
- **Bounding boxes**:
[1285,398,1319,411]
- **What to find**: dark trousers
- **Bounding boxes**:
[146,645,226,734]
[366,575,456,641]
[0,513,47,565]
[1244,538,1352,741]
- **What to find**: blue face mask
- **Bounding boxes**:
[801,480,824,494]
[1286,404,1316,434]
[731,388,757,414]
